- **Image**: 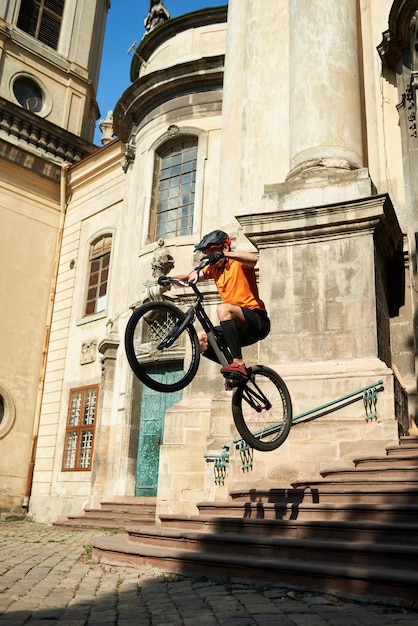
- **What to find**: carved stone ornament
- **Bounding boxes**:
[121,140,136,172]
[151,239,175,279]
[98,110,114,146]
[131,240,175,307]
[167,124,180,138]
[80,339,98,365]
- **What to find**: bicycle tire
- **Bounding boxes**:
[124,300,200,393]
[231,365,292,451]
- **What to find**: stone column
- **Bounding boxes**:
[89,331,121,506]
[287,0,364,180]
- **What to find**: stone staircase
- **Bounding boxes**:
[90,437,418,604]
[54,497,156,532]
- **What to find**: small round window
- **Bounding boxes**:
[13,77,43,113]
[0,385,16,438]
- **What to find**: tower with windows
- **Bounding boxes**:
[0,1,108,144]
[0,0,109,515]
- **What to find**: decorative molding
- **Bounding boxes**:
[0,96,97,166]
[121,140,136,172]
[131,6,228,81]
[114,55,224,142]
[378,1,418,69]
[80,339,98,365]
[397,75,418,138]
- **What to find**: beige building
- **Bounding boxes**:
[0,0,108,515]
[1,0,418,525]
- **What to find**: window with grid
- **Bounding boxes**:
[17,0,65,50]
[85,235,112,316]
[62,386,98,471]
[150,138,198,241]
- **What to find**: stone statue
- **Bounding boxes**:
[144,0,171,34]
[131,240,175,306]
[151,239,175,279]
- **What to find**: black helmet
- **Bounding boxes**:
[194,230,231,252]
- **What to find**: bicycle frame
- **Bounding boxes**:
[158,266,232,367]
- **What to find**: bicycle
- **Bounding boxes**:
[124,259,292,451]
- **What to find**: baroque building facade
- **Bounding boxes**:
[1,0,418,524]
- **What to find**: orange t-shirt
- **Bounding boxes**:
[203,259,266,312]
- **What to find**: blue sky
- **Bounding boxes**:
[94,0,226,143]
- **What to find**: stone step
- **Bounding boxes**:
[53,498,156,532]
[386,445,418,457]
[292,477,418,492]
[158,514,418,544]
[83,506,156,518]
[88,438,418,604]
[55,516,155,532]
[398,436,418,447]
[195,496,418,520]
[229,486,418,505]
[319,466,418,481]
[125,524,418,569]
[352,456,418,469]
[91,533,418,603]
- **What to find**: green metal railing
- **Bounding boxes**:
[204,379,384,483]
[204,445,230,485]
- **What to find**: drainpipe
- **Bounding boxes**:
[22,163,71,512]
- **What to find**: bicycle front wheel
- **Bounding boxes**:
[124,300,200,393]
[232,365,292,452]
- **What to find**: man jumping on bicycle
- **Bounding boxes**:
[177,230,270,381]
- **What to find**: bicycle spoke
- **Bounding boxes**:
[232,366,292,451]
[125,301,200,392]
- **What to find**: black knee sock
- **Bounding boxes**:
[220,320,242,359]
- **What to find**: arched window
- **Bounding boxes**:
[0,385,16,439]
[149,137,198,241]
[85,234,112,316]
[17,0,65,50]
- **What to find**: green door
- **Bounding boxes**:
[135,365,182,496]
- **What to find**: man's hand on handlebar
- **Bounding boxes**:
[157,276,172,286]
[157,256,211,288]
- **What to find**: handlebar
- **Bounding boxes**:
[157,257,211,288]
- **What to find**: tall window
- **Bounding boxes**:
[150,137,197,241]
[62,386,98,471]
[85,235,112,316]
[17,0,65,50]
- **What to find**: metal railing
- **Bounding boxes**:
[205,380,384,483]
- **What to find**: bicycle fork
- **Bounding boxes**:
[240,375,272,413]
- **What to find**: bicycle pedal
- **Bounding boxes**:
[224,377,240,390]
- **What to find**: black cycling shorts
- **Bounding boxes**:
[202,308,270,363]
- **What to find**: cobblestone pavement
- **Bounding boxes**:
[1,520,418,625]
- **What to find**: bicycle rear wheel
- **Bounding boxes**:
[124,300,200,393]
[231,365,292,451]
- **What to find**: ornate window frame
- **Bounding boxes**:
[142,126,208,248]
[10,72,52,118]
